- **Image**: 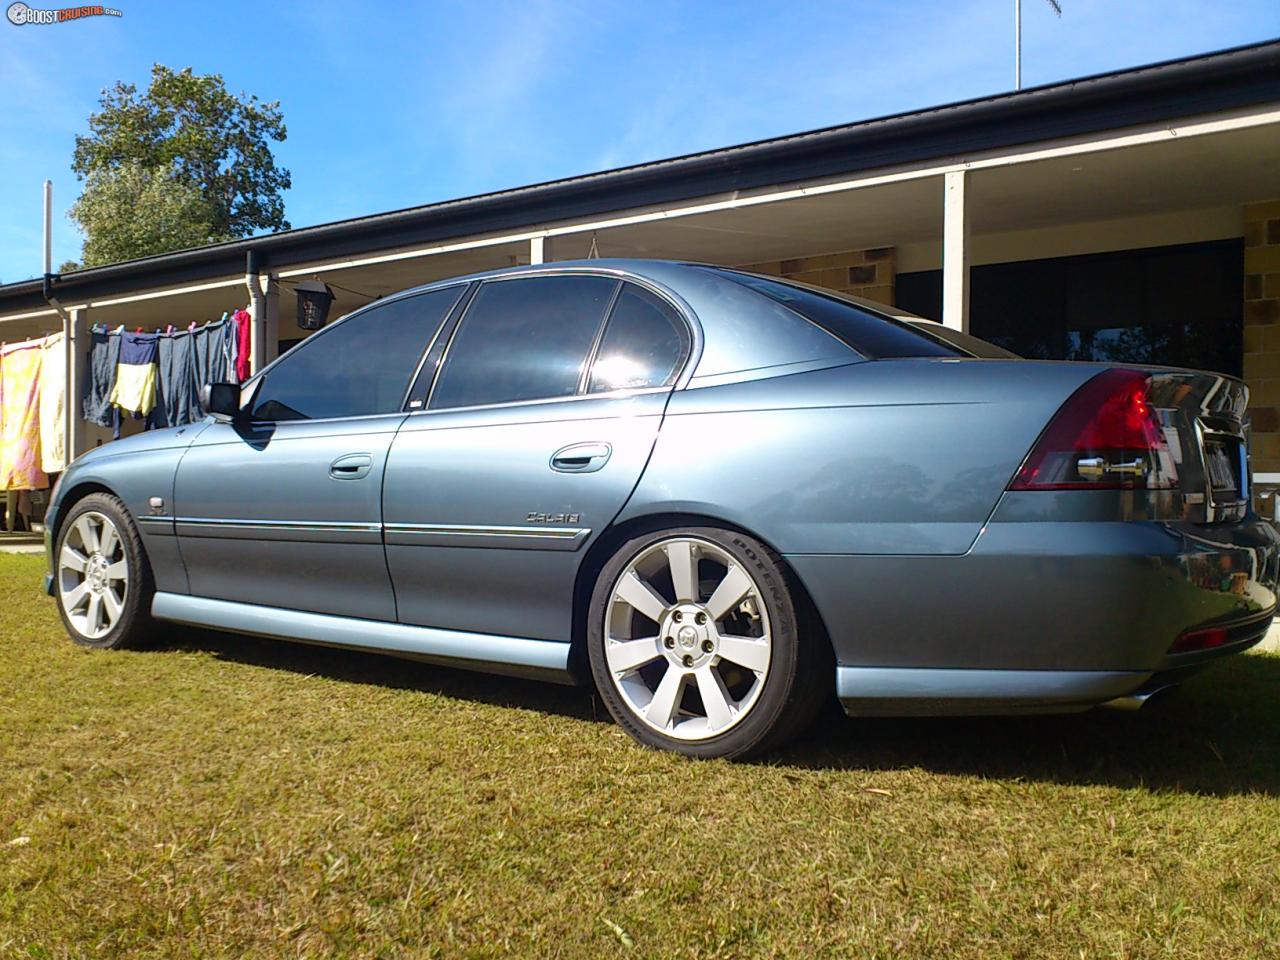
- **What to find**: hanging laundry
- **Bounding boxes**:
[79,316,242,435]
[232,308,251,381]
[0,342,49,491]
[81,324,121,428]
[38,332,66,473]
[190,317,235,416]
[108,331,159,434]
[156,326,202,428]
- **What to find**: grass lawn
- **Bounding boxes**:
[1,552,1278,958]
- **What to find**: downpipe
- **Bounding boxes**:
[246,249,265,374]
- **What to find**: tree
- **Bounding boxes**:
[68,162,223,267]
[69,64,290,266]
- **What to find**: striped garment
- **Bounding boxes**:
[108,331,159,417]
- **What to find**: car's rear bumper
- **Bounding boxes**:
[788,509,1280,715]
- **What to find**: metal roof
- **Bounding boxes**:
[3,37,1277,314]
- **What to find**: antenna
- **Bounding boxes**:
[1016,0,1063,91]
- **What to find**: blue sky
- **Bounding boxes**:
[1,0,1277,282]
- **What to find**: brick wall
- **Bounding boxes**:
[737,247,895,305]
[1243,201,1280,475]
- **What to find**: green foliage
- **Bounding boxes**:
[70,64,290,266]
[69,162,224,266]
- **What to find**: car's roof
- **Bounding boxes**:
[387,257,710,294]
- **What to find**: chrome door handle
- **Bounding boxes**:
[330,453,373,480]
[550,442,612,474]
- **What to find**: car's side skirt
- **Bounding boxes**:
[836,665,1153,716]
[151,592,574,684]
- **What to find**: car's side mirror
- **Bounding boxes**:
[203,381,243,422]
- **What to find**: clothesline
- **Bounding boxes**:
[0,307,252,494]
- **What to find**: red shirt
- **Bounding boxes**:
[232,309,251,381]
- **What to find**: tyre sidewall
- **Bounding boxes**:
[54,493,154,650]
[587,526,801,760]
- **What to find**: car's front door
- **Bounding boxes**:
[173,285,465,620]
[383,274,692,641]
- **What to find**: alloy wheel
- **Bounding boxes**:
[58,511,129,640]
[603,536,772,741]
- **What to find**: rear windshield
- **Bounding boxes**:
[707,268,964,359]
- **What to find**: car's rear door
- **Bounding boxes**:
[172,285,465,620]
[383,272,692,641]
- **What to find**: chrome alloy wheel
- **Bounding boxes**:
[603,536,772,741]
[57,511,128,640]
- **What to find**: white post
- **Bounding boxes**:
[942,170,970,333]
[43,180,53,277]
[1014,0,1022,90]
[530,236,546,265]
[246,270,265,375]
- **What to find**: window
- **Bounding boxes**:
[587,284,688,392]
[430,275,618,410]
[250,286,462,421]
[707,269,963,359]
[895,240,1244,376]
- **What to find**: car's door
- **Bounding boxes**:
[383,273,693,641]
[173,285,466,620]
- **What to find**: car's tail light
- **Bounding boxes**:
[1009,369,1178,491]
[1167,626,1229,654]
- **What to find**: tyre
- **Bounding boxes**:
[587,526,829,759]
[53,492,156,650]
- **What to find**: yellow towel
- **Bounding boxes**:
[0,343,48,491]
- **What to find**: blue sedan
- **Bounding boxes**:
[44,260,1279,758]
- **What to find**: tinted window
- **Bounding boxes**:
[430,275,617,409]
[587,284,688,392]
[895,240,1243,376]
[250,287,462,421]
[709,269,963,359]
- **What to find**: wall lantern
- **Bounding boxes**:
[296,279,335,330]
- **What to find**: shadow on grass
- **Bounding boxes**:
[150,626,602,722]
[153,627,1280,797]
[776,652,1280,797]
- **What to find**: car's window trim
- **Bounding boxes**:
[406,383,675,419]
[422,270,699,414]
[245,281,470,425]
[403,281,479,410]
